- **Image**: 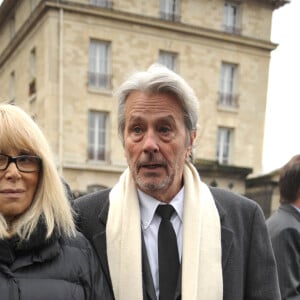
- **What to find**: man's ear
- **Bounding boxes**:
[190,130,197,147]
[186,130,197,157]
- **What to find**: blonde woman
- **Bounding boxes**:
[0,104,111,300]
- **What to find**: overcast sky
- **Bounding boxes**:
[263,0,300,173]
[0,0,297,173]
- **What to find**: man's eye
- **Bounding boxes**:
[133,126,142,134]
[159,126,171,133]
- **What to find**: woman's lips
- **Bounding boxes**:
[0,189,25,197]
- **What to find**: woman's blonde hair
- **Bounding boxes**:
[0,104,75,239]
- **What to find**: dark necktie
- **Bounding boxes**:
[156,204,179,300]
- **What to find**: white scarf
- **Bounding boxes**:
[107,162,223,300]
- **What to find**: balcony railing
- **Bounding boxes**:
[88,72,112,90]
[160,11,181,22]
[222,24,242,35]
[90,0,113,9]
[218,92,239,108]
[88,147,106,161]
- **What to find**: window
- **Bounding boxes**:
[219,62,238,108]
[90,0,112,8]
[160,0,180,22]
[88,40,111,89]
[88,111,108,161]
[216,127,233,164]
[9,15,15,40]
[223,2,240,34]
[10,72,15,102]
[158,51,177,71]
[29,48,37,96]
[31,0,38,11]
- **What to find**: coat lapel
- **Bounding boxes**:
[214,196,234,268]
[91,194,156,299]
[92,199,113,290]
[141,235,157,300]
[280,204,300,222]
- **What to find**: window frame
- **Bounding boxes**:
[219,62,239,108]
[160,0,180,22]
[88,40,111,90]
[9,15,15,40]
[90,0,113,8]
[223,1,241,34]
[88,111,109,162]
[216,127,233,164]
[158,50,178,71]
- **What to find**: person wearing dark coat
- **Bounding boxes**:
[74,186,281,300]
[267,154,300,300]
[0,103,112,300]
[73,64,280,300]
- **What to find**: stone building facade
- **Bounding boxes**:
[0,0,288,197]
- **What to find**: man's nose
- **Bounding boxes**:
[143,131,159,153]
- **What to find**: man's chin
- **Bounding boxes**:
[136,177,169,193]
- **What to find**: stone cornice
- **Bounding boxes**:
[268,0,290,9]
[232,0,289,9]
[193,159,253,178]
[0,0,279,68]
[47,0,278,51]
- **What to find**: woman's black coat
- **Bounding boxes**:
[0,222,112,300]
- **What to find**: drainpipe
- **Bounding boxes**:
[58,7,64,175]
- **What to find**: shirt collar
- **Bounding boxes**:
[291,204,300,214]
[138,187,184,229]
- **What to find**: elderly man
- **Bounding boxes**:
[74,64,280,300]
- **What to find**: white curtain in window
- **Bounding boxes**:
[88,111,107,161]
[223,2,237,28]
[220,63,235,95]
[158,51,176,71]
[89,41,108,75]
[160,0,178,15]
[217,127,231,164]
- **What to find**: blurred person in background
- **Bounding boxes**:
[0,103,112,300]
[267,154,300,300]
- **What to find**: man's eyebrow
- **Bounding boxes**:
[157,115,177,123]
